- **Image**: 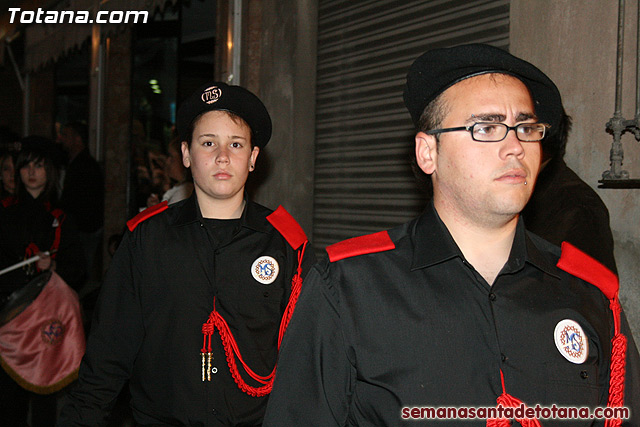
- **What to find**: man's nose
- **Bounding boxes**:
[499,129,525,158]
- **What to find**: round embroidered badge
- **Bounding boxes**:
[251,256,279,285]
[201,86,222,104]
[41,319,65,345]
[554,319,588,364]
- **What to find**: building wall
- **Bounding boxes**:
[102,30,131,265]
[0,65,23,136]
[241,0,318,236]
[511,0,640,340]
[27,64,55,138]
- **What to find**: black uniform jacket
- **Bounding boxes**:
[0,194,85,298]
[58,195,314,426]
[263,202,640,427]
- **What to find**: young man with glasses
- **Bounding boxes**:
[263,44,640,426]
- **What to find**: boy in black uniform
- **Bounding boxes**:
[263,44,640,426]
[58,82,315,426]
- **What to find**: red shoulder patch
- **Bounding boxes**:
[126,201,169,232]
[326,231,395,263]
[556,241,619,300]
[266,205,307,250]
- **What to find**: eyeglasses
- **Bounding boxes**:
[425,122,549,142]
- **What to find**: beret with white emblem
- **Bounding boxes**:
[176,82,272,148]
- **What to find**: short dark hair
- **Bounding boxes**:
[15,136,60,203]
[411,92,449,198]
[184,110,254,149]
[543,109,572,160]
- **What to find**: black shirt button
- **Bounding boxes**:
[501,353,507,362]
[212,408,217,415]
[263,291,269,298]
[580,370,588,379]
[489,292,497,301]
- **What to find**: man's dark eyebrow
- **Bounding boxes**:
[467,113,506,123]
[466,112,537,123]
[516,112,537,122]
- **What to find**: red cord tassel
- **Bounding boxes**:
[487,371,541,427]
[604,297,627,427]
[200,241,308,397]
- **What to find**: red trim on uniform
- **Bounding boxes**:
[201,225,310,397]
[126,201,169,232]
[266,205,307,250]
[556,241,626,427]
[557,241,619,299]
[326,230,395,263]
[486,370,542,427]
[48,208,65,259]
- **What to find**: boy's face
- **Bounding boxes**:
[182,110,259,206]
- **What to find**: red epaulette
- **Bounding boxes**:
[326,230,395,263]
[266,205,307,250]
[202,205,310,398]
[557,242,626,427]
[1,196,17,208]
[126,201,169,232]
[556,241,618,298]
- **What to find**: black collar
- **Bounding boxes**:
[410,202,558,278]
[169,193,272,235]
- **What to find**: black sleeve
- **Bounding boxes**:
[263,262,352,426]
[299,240,317,279]
[57,231,143,426]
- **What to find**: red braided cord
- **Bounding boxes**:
[213,310,274,383]
[49,208,65,259]
[201,322,214,352]
[215,310,274,396]
[201,241,309,397]
[486,416,512,427]
[487,371,541,427]
[278,241,306,348]
[605,298,627,427]
[485,396,542,427]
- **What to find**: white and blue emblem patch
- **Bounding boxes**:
[554,319,588,364]
[251,256,279,285]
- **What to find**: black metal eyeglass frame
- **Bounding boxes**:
[424,122,549,142]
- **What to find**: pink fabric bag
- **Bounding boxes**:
[0,271,85,394]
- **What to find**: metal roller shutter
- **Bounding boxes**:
[313,0,510,250]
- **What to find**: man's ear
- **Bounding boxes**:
[415,132,437,175]
[181,141,191,168]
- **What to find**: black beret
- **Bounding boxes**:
[176,82,272,148]
[403,44,563,137]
